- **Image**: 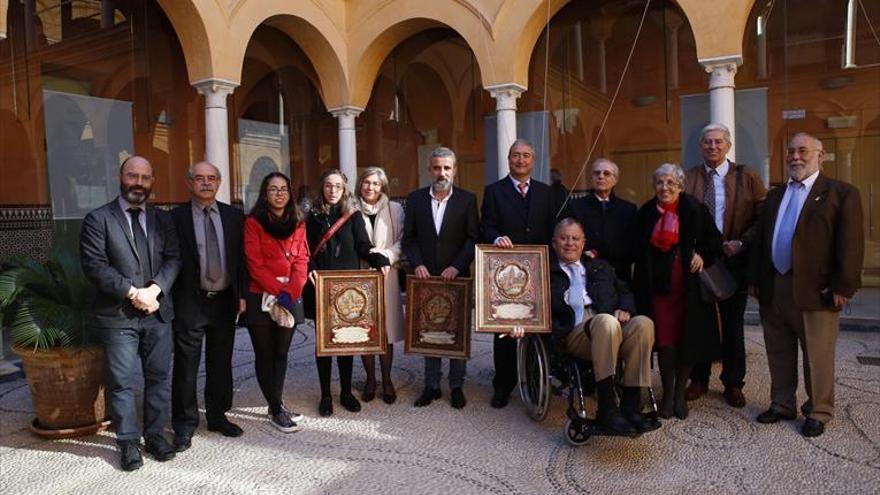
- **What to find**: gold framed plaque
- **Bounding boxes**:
[474,244,551,333]
[315,270,387,357]
[404,276,472,359]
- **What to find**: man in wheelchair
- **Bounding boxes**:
[545,217,658,436]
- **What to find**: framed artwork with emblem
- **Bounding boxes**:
[474,244,551,333]
[315,270,387,356]
[404,276,472,359]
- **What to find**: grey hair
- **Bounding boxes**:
[553,217,585,238]
[357,166,390,196]
[790,132,824,151]
[429,146,457,166]
[591,158,619,177]
[508,138,535,157]
[699,123,732,145]
[652,163,686,189]
[187,161,222,180]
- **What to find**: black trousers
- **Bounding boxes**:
[492,333,518,396]
[171,291,237,435]
[691,290,748,388]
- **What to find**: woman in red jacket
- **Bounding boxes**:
[244,172,309,433]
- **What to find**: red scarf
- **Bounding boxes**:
[650,199,679,252]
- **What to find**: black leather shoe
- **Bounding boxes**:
[756,408,797,423]
[382,382,397,404]
[801,418,825,437]
[414,388,441,407]
[490,391,509,409]
[598,409,639,437]
[319,396,334,417]
[207,418,244,437]
[119,441,143,471]
[362,381,376,402]
[172,433,192,453]
[144,435,176,462]
[340,393,362,412]
[450,388,467,409]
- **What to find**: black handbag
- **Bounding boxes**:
[699,262,737,302]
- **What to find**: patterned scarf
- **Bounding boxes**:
[650,199,679,252]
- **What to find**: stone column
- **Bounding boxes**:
[700,57,741,161]
[486,84,526,179]
[329,106,363,190]
[194,78,238,204]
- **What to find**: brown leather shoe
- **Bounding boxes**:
[723,386,746,408]
[684,381,707,401]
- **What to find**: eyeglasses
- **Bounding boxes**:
[266,187,289,195]
[323,184,344,191]
[191,175,219,183]
[592,170,614,177]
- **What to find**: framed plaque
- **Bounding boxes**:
[404,276,472,359]
[474,244,551,333]
[314,270,387,357]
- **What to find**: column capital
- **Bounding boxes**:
[486,83,526,111]
[699,56,742,90]
[192,78,239,97]
[329,105,364,119]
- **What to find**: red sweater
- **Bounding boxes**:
[244,216,310,299]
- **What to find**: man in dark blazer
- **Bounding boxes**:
[480,138,561,408]
[750,132,864,438]
[684,123,767,408]
[403,146,479,409]
[170,161,248,452]
[80,156,181,471]
[567,158,637,283]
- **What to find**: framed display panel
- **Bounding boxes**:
[404,276,472,359]
[314,270,387,357]
[474,244,551,333]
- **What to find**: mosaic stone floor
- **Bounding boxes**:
[1,325,879,494]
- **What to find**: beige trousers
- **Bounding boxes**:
[564,313,654,387]
[760,272,840,423]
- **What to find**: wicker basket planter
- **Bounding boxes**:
[13,345,110,438]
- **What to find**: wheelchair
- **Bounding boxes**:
[517,333,659,446]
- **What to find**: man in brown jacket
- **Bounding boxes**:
[684,123,767,408]
[749,132,864,438]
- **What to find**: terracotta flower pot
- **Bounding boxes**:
[13,345,109,437]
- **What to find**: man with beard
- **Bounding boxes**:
[80,156,181,470]
[170,161,248,452]
[750,133,864,438]
[402,146,479,409]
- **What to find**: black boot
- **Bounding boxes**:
[596,377,637,437]
[656,347,677,419]
[674,364,691,419]
[621,387,661,433]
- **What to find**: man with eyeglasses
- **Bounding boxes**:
[683,123,766,409]
[169,161,248,451]
[567,158,637,284]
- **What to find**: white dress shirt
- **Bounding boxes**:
[429,187,453,235]
[705,160,730,233]
[560,259,593,326]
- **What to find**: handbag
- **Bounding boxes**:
[262,277,305,326]
[699,262,737,303]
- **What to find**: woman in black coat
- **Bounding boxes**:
[304,169,389,417]
[633,163,722,420]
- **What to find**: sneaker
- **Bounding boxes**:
[268,405,304,423]
[270,411,300,433]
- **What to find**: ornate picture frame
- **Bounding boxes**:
[315,270,387,357]
[404,276,472,359]
[474,244,551,333]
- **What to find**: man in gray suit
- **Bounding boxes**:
[80,156,181,470]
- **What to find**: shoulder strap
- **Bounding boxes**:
[311,210,354,260]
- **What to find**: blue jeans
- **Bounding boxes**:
[99,319,172,444]
[424,357,466,389]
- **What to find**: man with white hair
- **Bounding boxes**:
[749,132,864,438]
[684,123,766,408]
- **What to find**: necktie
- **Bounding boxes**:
[568,263,585,325]
[772,182,804,274]
[127,208,152,276]
[204,207,222,283]
[517,181,528,198]
[704,169,717,222]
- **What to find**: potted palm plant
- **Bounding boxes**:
[0,248,109,438]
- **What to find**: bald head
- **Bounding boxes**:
[119,156,153,205]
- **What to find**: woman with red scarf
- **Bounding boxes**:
[633,163,722,420]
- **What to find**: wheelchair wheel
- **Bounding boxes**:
[517,335,551,421]
[564,418,590,446]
